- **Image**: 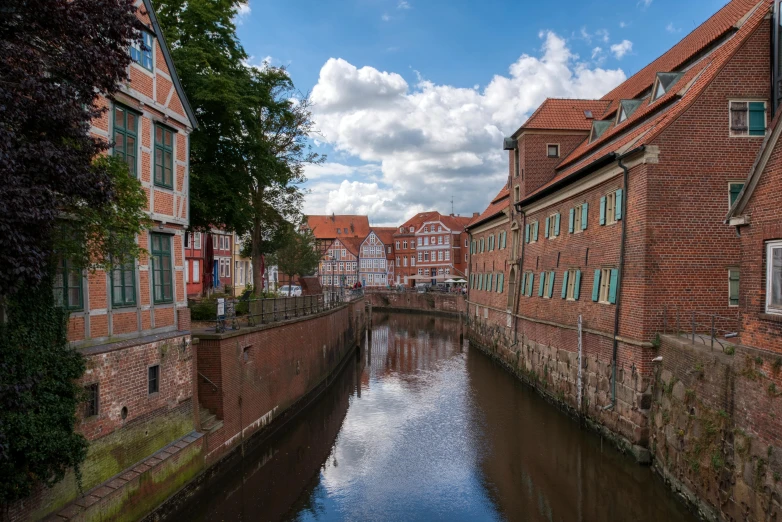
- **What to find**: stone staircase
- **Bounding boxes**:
[199,406,223,434]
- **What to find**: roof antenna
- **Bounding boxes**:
[451,196,454,216]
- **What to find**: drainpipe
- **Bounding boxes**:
[511,210,527,347]
[606,153,633,409]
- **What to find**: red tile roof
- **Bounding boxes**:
[516,99,611,134]
[468,186,511,228]
[523,0,769,202]
[598,0,762,117]
[305,215,370,240]
[333,237,363,257]
[371,227,396,246]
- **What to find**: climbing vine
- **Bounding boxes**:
[0,274,88,505]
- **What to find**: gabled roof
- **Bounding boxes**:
[727,109,782,220]
[397,212,439,233]
[396,211,471,234]
[598,0,761,117]
[333,237,362,257]
[521,0,769,204]
[467,186,510,229]
[141,0,198,129]
[371,227,396,247]
[305,215,370,240]
[514,99,612,136]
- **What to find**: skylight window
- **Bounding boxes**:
[616,99,643,125]
[589,121,613,143]
[652,72,684,102]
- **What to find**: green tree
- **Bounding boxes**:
[156,1,323,297]
[268,229,321,296]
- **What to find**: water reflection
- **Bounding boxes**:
[171,313,695,522]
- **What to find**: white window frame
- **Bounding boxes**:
[606,192,617,226]
[193,232,201,250]
[193,260,200,283]
[548,213,558,238]
[566,269,578,300]
[767,241,782,314]
[573,204,583,233]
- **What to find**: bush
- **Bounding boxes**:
[189,299,217,321]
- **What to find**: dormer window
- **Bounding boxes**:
[589,121,613,143]
[616,99,642,125]
[336,229,341,234]
[651,72,684,102]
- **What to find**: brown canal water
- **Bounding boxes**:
[171,312,696,522]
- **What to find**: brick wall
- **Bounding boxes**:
[651,335,782,521]
[194,298,367,464]
[516,132,589,199]
[365,291,466,315]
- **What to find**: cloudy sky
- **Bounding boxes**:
[237,0,730,226]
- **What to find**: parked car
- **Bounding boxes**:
[278,285,302,297]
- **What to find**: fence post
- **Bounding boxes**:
[692,311,696,345]
[711,315,715,351]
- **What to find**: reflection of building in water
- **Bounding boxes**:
[365,314,463,378]
[170,345,363,522]
[467,349,693,522]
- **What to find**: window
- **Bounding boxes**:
[54,259,83,310]
[445,250,450,261]
[729,182,745,207]
[515,185,520,203]
[403,241,408,249]
[396,241,400,249]
[544,271,555,298]
[479,238,484,252]
[193,260,200,283]
[563,269,582,300]
[465,254,468,262]
[418,238,423,246]
[497,273,505,293]
[148,365,160,395]
[521,271,534,297]
[424,237,429,246]
[418,252,423,262]
[130,31,154,71]
[600,189,623,226]
[767,241,782,314]
[438,236,443,245]
[113,105,138,176]
[185,261,190,284]
[111,262,136,307]
[154,125,174,188]
[84,383,99,418]
[525,222,539,243]
[403,257,408,267]
[570,203,588,233]
[424,226,429,233]
[424,252,429,262]
[412,257,416,266]
[445,236,450,245]
[438,251,443,261]
[547,144,560,158]
[729,268,740,307]
[336,229,341,234]
[410,226,414,233]
[593,268,618,304]
[730,101,766,137]
[150,233,173,303]
[545,213,560,238]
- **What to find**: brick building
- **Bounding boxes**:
[468,0,775,450]
[304,214,370,287]
[393,212,471,286]
[466,186,512,324]
[359,228,395,287]
[210,229,234,291]
[184,230,204,297]
[727,105,782,353]
[319,237,361,289]
[33,0,201,519]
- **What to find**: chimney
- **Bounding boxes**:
[449,213,454,217]
[472,212,479,218]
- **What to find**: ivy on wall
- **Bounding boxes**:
[0,275,88,505]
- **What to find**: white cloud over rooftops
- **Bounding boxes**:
[306,31,626,225]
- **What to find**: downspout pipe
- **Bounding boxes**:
[511,210,527,347]
[606,152,634,410]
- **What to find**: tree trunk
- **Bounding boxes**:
[251,211,263,298]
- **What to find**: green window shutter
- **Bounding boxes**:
[599,196,606,225]
[528,273,534,296]
[729,184,744,206]
[592,269,601,302]
[490,274,495,291]
[561,270,569,299]
[749,102,766,136]
[502,231,507,249]
[533,222,539,241]
[582,203,589,230]
[555,213,561,236]
[499,273,504,293]
[521,273,527,293]
[545,217,550,238]
[569,208,575,233]
[729,269,740,306]
[480,238,484,252]
[574,270,582,300]
[609,268,619,304]
[615,189,624,220]
[547,271,555,298]
[525,224,530,243]
[538,272,545,297]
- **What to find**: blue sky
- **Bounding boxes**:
[235,0,731,225]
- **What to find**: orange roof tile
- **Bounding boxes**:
[523,0,769,202]
[334,237,363,256]
[599,0,762,117]
[468,186,511,228]
[305,215,370,240]
[371,227,397,247]
[516,99,612,134]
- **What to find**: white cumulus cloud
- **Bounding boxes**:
[307,31,626,225]
[610,40,633,59]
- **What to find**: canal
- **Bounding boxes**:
[171,312,696,522]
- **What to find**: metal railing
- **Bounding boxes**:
[212,289,364,333]
[658,306,741,352]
